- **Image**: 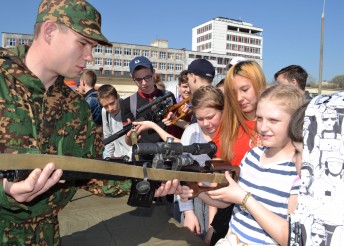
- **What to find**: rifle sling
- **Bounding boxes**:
[0,154,227,184]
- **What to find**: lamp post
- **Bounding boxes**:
[318,0,326,94]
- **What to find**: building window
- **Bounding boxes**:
[114,47,122,54]
[104,58,112,66]
[197,33,212,43]
[103,70,112,75]
[94,45,103,53]
[159,51,166,59]
[197,23,212,35]
[175,53,182,60]
[217,57,223,65]
[160,63,166,70]
[124,48,131,55]
[151,51,158,58]
[152,62,157,68]
[6,38,16,47]
[124,60,130,67]
[105,47,113,54]
[114,59,122,66]
[95,57,102,65]
[168,52,174,59]
[133,49,140,56]
[114,71,122,76]
[18,38,28,45]
[175,64,182,71]
[142,50,149,57]
[167,63,174,70]
[167,74,174,81]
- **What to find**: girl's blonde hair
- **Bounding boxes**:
[220,60,267,162]
[259,84,305,116]
[191,85,224,112]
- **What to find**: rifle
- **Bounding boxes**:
[129,138,239,205]
[0,141,233,207]
[103,91,174,145]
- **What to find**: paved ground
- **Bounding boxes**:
[59,189,206,246]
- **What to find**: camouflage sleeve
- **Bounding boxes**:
[0,183,28,211]
[79,179,132,197]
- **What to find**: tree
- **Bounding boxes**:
[331,75,344,89]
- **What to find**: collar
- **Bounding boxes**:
[84,88,97,98]
[137,86,160,102]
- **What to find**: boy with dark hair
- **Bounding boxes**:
[177,70,190,103]
[274,65,308,91]
[79,70,103,125]
[98,84,131,159]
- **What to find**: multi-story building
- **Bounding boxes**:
[192,17,263,61]
[2,20,263,95]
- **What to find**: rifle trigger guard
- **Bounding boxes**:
[136,162,151,195]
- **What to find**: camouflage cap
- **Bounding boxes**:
[36,0,112,47]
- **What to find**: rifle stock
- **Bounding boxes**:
[183,160,240,197]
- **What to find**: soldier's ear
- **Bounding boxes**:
[42,21,58,44]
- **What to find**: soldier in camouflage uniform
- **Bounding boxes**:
[0,0,181,245]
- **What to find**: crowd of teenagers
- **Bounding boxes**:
[0,0,343,246]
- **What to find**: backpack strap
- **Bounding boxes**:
[130,93,137,119]
[106,111,110,125]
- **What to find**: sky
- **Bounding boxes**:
[1,0,342,83]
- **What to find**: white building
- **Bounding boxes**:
[192,17,263,61]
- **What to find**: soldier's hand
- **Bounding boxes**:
[2,163,62,203]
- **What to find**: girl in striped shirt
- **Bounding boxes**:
[181,84,305,245]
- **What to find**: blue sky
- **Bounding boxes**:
[1,0,342,83]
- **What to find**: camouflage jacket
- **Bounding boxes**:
[0,45,128,246]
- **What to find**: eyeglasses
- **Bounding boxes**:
[311,232,325,239]
[133,74,153,83]
[322,117,336,122]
